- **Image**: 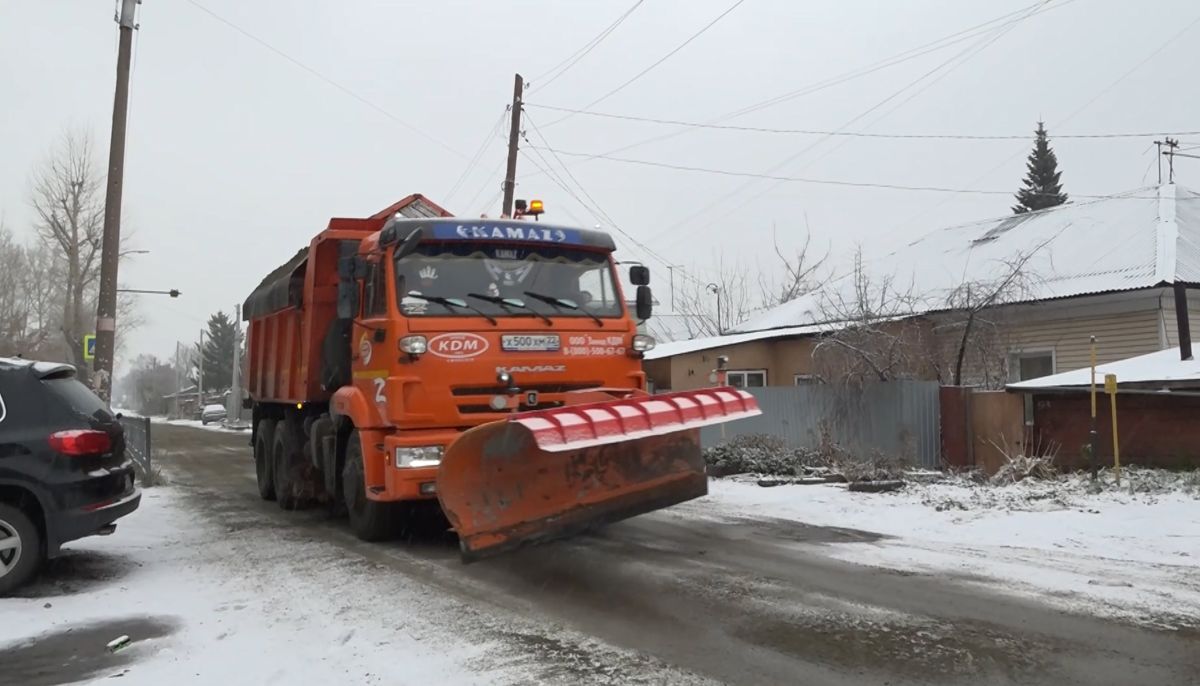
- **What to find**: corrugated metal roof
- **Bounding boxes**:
[644,323,839,360]
[1007,347,1200,389]
[734,184,1196,333]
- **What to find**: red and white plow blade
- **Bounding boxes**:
[437,387,761,561]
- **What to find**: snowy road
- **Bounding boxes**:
[2,424,1197,685]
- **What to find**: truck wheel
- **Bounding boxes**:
[0,503,42,596]
[342,430,396,541]
[273,425,302,511]
[254,419,277,501]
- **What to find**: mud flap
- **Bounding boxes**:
[436,387,760,562]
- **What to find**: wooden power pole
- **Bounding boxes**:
[93,0,139,402]
[501,73,524,218]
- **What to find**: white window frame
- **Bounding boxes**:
[793,374,815,385]
[726,369,767,388]
[1007,348,1056,382]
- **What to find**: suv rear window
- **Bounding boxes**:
[42,377,114,422]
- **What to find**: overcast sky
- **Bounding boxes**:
[3,0,1198,365]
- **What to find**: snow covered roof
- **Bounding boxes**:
[1007,347,1200,389]
[644,324,832,360]
[735,184,1200,333]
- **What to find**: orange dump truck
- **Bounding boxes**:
[243,195,760,560]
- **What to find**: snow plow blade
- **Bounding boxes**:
[437,387,760,562]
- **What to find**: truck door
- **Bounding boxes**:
[356,257,391,413]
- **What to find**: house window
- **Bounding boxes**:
[1008,350,1055,382]
[727,370,766,388]
[1009,349,1054,425]
[793,374,815,385]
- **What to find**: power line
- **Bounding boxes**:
[522,1,1068,182]
[649,0,1052,246]
[522,113,706,286]
[531,1,645,93]
[527,145,1158,199]
[460,156,507,215]
[525,104,1200,141]
[183,0,467,159]
[545,0,747,128]
[891,8,1200,239]
[444,108,509,204]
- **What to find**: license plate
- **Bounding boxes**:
[502,334,560,352]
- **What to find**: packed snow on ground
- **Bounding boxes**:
[0,489,530,684]
[693,470,1200,628]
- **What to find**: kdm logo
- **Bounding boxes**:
[429,333,488,359]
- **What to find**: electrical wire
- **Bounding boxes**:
[531,1,645,93]
[544,0,747,128]
[524,104,1200,141]
[647,0,1052,247]
[183,0,466,159]
[444,108,509,204]
[526,145,1159,200]
[460,156,507,215]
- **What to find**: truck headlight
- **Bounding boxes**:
[399,335,428,354]
[631,334,656,352]
[395,445,442,468]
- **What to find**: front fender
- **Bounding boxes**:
[331,384,386,429]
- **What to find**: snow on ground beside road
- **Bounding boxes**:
[692,475,1200,628]
[149,416,248,434]
[0,489,522,685]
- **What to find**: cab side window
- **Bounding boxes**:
[362,260,388,317]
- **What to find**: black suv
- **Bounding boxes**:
[0,357,141,594]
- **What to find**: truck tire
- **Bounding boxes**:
[273,424,302,511]
[254,419,277,501]
[342,430,396,541]
[0,503,42,596]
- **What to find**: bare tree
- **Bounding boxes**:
[940,245,1044,386]
[674,256,756,337]
[811,248,928,385]
[758,224,828,308]
[0,222,29,355]
[29,131,105,373]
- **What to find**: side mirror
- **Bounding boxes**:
[336,280,359,320]
[394,229,423,260]
[635,286,653,321]
[629,265,650,286]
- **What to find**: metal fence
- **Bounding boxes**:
[699,381,942,469]
[119,415,152,476]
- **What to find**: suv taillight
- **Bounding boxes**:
[48,430,111,456]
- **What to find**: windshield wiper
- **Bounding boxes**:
[523,290,603,327]
[467,293,552,325]
[406,291,497,325]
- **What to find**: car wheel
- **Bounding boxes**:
[0,503,42,596]
[254,419,277,500]
[202,419,208,425]
[342,430,396,541]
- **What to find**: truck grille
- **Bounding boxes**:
[457,400,565,414]
[451,382,601,396]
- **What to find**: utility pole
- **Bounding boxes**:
[173,341,183,419]
[707,283,722,335]
[197,329,205,412]
[228,304,243,424]
[501,73,524,218]
[93,0,140,403]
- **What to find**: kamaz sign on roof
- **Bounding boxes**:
[430,223,581,244]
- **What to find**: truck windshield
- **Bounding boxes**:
[395,243,622,318]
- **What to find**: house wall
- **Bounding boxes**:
[936,289,1172,386]
[645,337,818,391]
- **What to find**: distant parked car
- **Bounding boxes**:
[201,404,227,426]
[0,357,140,595]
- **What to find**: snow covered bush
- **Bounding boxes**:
[703,434,817,477]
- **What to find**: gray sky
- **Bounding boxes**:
[3,0,1198,364]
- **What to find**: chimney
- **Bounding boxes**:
[1175,283,1193,361]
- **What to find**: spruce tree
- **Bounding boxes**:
[1012,121,1068,214]
[196,311,238,391]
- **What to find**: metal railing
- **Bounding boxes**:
[118,415,152,476]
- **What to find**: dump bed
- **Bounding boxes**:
[243,194,451,405]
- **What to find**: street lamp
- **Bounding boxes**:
[117,288,181,297]
[706,282,722,334]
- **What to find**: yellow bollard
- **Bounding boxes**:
[1104,373,1120,486]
